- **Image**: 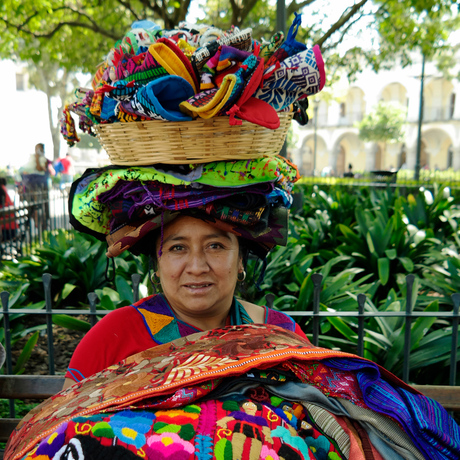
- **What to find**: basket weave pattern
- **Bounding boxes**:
[94,112,293,165]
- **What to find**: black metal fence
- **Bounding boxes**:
[1,273,458,382]
[0,188,71,260]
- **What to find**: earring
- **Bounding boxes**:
[151,272,161,285]
[237,270,246,282]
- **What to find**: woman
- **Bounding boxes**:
[63,214,307,388]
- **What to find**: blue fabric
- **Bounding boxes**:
[135,75,194,121]
[324,357,460,460]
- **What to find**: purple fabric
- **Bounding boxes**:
[99,181,274,222]
[324,358,460,460]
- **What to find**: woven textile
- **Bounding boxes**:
[69,156,298,238]
[7,324,403,459]
[6,325,451,460]
[325,358,460,460]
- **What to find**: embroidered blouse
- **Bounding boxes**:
[65,294,307,382]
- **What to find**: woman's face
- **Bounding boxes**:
[155,216,243,327]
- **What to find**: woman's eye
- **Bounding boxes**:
[170,245,184,252]
[209,242,224,249]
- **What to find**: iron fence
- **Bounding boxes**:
[0,188,71,260]
[1,273,458,382]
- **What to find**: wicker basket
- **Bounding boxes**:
[94,112,294,165]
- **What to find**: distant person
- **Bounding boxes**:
[20,143,55,193]
[57,153,75,190]
[321,166,333,177]
[0,178,18,241]
[19,143,54,229]
[343,163,354,178]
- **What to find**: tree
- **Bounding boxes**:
[0,0,458,156]
[27,55,79,160]
[356,101,406,143]
[1,1,458,74]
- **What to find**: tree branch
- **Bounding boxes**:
[1,6,121,40]
[116,0,141,21]
[315,0,369,48]
[173,0,192,27]
[287,0,318,17]
[239,0,260,26]
[321,13,366,52]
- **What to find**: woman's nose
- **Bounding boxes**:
[185,250,210,273]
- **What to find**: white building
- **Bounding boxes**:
[292,54,460,177]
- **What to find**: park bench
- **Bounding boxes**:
[0,374,459,459]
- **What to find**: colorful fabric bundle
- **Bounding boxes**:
[60,15,326,140]
[69,156,298,258]
[6,325,460,460]
[62,18,315,264]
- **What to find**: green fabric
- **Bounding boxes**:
[70,156,297,236]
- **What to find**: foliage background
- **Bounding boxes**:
[1,183,459,385]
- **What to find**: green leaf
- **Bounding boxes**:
[399,257,414,272]
[378,257,390,285]
[285,282,300,293]
[327,315,357,342]
[115,275,133,304]
[13,331,39,374]
[61,283,77,300]
[385,249,397,260]
[366,232,376,255]
[52,314,91,332]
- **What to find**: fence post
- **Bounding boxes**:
[450,294,460,386]
[357,294,366,357]
[1,291,15,417]
[312,274,322,346]
[43,273,55,375]
[88,293,98,328]
[132,274,141,304]
[403,274,415,383]
[265,293,275,310]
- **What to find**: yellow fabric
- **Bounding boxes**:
[149,42,198,93]
[180,74,237,119]
[138,308,174,334]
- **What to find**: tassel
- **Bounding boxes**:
[227,105,243,125]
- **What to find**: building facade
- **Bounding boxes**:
[292,54,460,177]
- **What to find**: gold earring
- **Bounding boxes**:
[151,272,161,285]
[237,270,246,282]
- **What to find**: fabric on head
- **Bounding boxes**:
[104,204,288,260]
[149,38,199,93]
[98,180,274,229]
[255,45,325,111]
[68,157,299,242]
[122,75,195,121]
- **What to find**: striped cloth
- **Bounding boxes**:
[325,358,460,460]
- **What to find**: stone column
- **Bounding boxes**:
[452,145,460,171]
[406,144,417,170]
[364,142,378,171]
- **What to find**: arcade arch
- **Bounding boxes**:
[380,82,408,108]
[345,87,366,123]
[421,128,453,169]
[331,132,364,176]
[298,134,328,176]
[425,78,454,122]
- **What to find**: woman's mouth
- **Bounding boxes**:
[184,283,212,289]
